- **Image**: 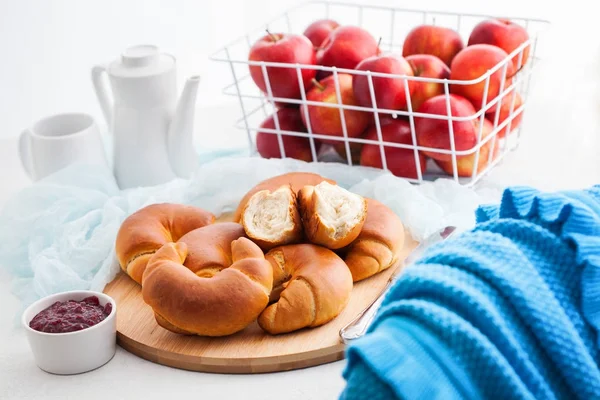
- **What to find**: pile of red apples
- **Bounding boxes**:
[248,18,529,178]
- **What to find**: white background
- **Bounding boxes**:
[0,0,299,139]
[1,1,600,399]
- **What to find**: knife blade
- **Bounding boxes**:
[339,225,457,343]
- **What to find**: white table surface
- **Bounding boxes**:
[2,1,600,399]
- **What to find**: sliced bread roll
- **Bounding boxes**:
[298,181,367,250]
[233,172,336,222]
[241,185,303,251]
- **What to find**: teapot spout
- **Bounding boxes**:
[167,75,201,178]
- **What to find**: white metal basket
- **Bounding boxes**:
[210,0,549,187]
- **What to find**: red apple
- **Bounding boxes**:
[301,73,370,143]
[256,108,319,162]
[468,19,530,70]
[402,25,464,67]
[360,116,426,179]
[333,111,396,163]
[414,94,484,161]
[303,19,340,48]
[486,89,523,138]
[334,144,362,164]
[405,54,450,111]
[316,26,379,73]
[333,134,365,165]
[275,101,300,109]
[248,32,316,100]
[256,108,318,161]
[435,118,499,177]
[353,53,415,111]
[450,44,514,109]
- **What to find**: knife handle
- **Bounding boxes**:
[339,280,391,343]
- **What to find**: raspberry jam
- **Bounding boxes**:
[29,296,112,334]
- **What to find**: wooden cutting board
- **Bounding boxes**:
[104,212,417,374]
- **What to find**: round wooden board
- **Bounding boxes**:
[104,212,417,374]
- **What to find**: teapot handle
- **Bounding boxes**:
[18,129,35,179]
[91,65,113,130]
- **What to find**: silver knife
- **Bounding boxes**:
[339,225,457,343]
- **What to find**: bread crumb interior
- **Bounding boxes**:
[314,182,364,238]
[244,187,295,241]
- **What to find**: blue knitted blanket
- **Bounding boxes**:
[340,185,600,400]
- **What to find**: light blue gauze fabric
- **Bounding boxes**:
[340,184,600,400]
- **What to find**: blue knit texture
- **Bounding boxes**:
[340,185,600,400]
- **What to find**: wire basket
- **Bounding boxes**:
[210,0,549,187]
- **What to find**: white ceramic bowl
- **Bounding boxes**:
[22,290,117,375]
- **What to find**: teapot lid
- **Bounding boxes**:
[108,45,174,78]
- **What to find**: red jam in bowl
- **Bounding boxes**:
[29,296,112,333]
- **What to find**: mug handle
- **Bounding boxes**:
[91,65,113,129]
[18,129,34,179]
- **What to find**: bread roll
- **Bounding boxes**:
[241,185,303,250]
[233,172,336,222]
[342,198,405,282]
[258,244,353,335]
[142,222,273,337]
[298,181,367,250]
[115,203,215,284]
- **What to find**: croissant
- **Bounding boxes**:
[142,222,273,337]
[115,203,215,284]
[258,244,353,334]
[341,198,405,282]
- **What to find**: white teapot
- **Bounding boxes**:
[92,45,199,189]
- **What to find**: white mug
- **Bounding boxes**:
[19,113,109,181]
